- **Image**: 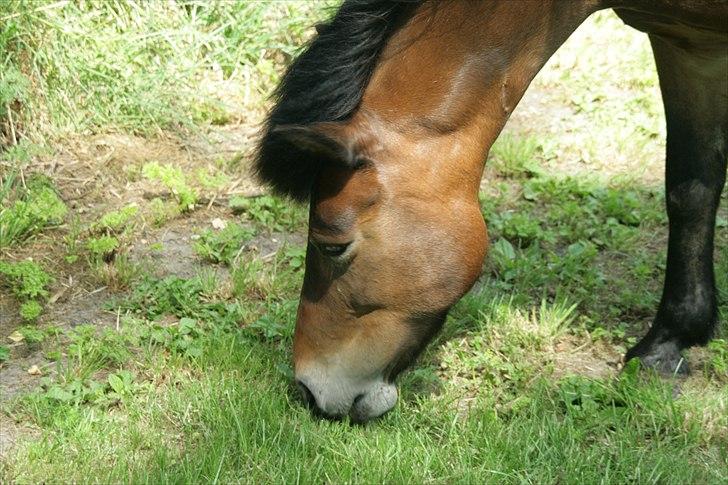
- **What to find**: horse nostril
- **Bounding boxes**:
[296,380,315,408]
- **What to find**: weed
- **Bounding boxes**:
[135,317,205,359]
[148,198,180,227]
[489,134,544,178]
[490,211,546,247]
[230,195,306,232]
[0,140,42,166]
[30,369,146,410]
[195,267,221,298]
[93,254,143,291]
[284,246,306,270]
[17,325,44,346]
[231,256,268,299]
[706,339,727,378]
[0,65,29,146]
[85,209,142,287]
[0,174,67,247]
[245,300,297,342]
[106,370,137,398]
[63,214,83,264]
[193,223,255,265]
[589,324,629,343]
[19,300,42,322]
[196,167,229,190]
[115,274,244,331]
[95,204,138,233]
[480,172,670,326]
[142,162,197,211]
[66,325,133,376]
[535,299,578,339]
[0,65,30,117]
[86,236,119,264]
[0,345,9,362]
[0,259,51,321]
[557,375,622,418]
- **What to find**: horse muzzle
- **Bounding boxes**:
[295,375,398,423]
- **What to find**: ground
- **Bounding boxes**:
[0,4,726,483]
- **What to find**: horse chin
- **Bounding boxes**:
[349,382,398,423]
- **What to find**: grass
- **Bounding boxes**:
[480,175,670,327]
[0,0,327,142]
[1,4,727,484]
[5,284,727,483]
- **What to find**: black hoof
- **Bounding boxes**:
[626,339,690,376]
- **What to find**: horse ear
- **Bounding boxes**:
[271,122,356,167]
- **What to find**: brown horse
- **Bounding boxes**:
[255,0,728,422]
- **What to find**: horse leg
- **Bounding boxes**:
[625,33,727,374]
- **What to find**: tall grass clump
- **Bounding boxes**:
[0,0,331,145]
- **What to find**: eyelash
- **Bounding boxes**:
[318,242,350,258]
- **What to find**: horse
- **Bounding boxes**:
[255,0,728,423]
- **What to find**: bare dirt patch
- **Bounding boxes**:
[44,127,262,213]
[552,337,622,380]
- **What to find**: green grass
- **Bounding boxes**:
[1,5,727,484]
[481,175,669,328]
[0,0,327,141]
[231,195,308,233]
[5,293,726,483]
[142,162,199,212]
[489,134,545,178]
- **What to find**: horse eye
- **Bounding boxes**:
[317,242,350,258]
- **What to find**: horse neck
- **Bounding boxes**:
[355,0,601,195]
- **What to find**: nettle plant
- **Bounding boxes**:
[0,259,52,323]
[142,162,197,212]
[0,173,67,248]
[82,204,142,288]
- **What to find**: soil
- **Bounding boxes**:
[551,337,623,380]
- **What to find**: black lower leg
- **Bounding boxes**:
[626,178,722,373]
[625,33,727,374]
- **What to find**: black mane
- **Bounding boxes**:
[255,0,421,201]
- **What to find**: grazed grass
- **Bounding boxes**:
[1,5,727,484]
[5,268,727,483]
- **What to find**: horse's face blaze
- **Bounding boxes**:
[293,156,487,422]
